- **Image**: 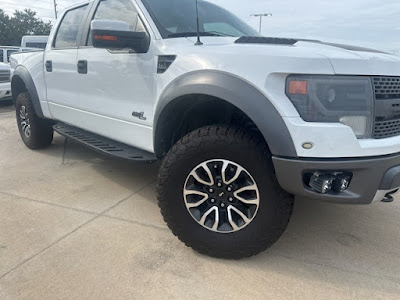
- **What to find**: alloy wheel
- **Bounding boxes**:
[184,159,260,233]
[19,106,31,138]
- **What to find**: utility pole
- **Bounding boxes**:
[53,0,58,19]
[250,13,272,34]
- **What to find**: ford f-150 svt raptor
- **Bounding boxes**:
[10,0,400,259]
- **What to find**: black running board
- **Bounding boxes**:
[53,123,157,163]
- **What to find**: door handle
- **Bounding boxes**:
[77,60,87,74]
[45,60,52,72]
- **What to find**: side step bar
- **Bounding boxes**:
[53,123,157,163]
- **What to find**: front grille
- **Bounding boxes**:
[373,76,400,100]
[0,70,10,83]
[374,118,400,139]
[373,76,400,139]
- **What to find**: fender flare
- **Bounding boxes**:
[11,65,45,118]
[154,71,297,157]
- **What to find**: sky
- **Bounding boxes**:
[1,0,399,53]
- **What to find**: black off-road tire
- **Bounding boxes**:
[15,92,54,149]
[157,126,294,259]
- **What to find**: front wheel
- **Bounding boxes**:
[157,126,294,259]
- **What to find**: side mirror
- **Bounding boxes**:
[91,20,150,53]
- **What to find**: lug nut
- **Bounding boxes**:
[217,182,222,187]
[209,188,214,193]
[210,198,216,203]
[227,186,232,192]
[221,203,225,208]
[229,197,233,202]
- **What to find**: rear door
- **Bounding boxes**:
[44,4,89,121]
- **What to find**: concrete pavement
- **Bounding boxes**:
[0,102,399,299]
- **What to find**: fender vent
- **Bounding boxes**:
[235,36,298,45]
[157,55,176,74]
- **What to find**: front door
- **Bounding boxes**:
[77,0,155,152]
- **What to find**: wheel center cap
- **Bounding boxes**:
[219,191,225,197]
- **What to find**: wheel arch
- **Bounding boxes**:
[11,66,45,118]
[154,71,297,158]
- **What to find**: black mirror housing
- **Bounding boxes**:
[92,29,150,53]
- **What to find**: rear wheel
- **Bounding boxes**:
[157,126,294,259]
[15,92,54,149]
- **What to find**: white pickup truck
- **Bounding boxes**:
[10,0,400,259]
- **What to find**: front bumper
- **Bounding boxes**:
[0,82,11,100]
[273,153,400,204]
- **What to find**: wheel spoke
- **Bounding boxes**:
[191,162,214,186]
[227,206,239,231]
[24,126,31,138]
[233,184,259,205]
[20,106,26,119]
[184,190,209,208]
[199,206,219,230]
[228,205,251,230]
[222,161,243,185]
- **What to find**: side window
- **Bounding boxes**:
[54,5,88,49]
[25,43,47,49]
[87,0,146,46]
[0,51,3,63]
[7,50,18,62]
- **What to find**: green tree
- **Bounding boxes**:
[0,9,52,46]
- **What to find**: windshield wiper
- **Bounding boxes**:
[205,31,236,37]
[167,31,233,38]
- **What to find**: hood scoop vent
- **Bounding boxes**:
[235,36,298,45]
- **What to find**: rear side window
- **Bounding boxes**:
[54,5,88,49]
[87,0,145,46]
[0,51,3,63]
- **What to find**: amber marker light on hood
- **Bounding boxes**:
[288,80,308,95]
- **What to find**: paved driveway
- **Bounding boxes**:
[0,102,399,299]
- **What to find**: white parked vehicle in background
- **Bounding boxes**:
[9,0,400,259]
[0,62,11,101]
[20,35,48,49]
[0,46,19,63]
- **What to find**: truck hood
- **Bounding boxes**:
[184,37,400,76]
[295,40,400,76]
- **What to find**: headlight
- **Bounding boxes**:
[286,75,374,138]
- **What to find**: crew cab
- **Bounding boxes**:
[10,0,400,259]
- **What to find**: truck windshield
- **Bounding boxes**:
[141,0,260,38]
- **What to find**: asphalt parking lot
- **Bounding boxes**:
[0,102,399,299]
